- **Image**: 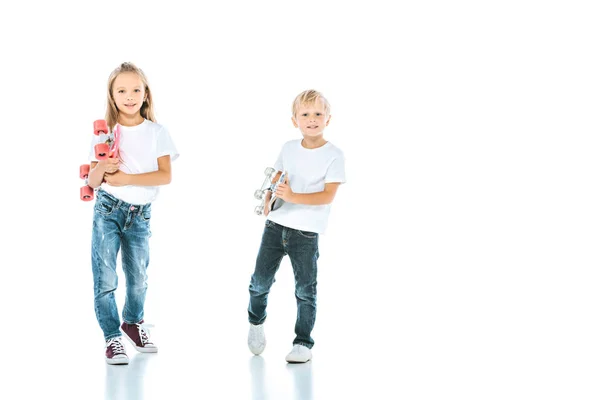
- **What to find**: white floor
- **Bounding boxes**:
[6,255,600,400]
[3,214,600,399]
[8,306,400,400]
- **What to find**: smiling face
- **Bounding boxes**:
[292,99,331,139]
[111,72,146,118]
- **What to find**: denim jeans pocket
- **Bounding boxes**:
[296,229,318,239]
[94,196,116,216]
[141,208,151,221]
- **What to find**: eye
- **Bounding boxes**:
[316,113,322,116]
[118,90,124,93]
[134,89,141,92]
[301,113,308,117]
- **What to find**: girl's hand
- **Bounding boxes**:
[275,175,294,202]
[104,170,130,186]
[99,158,120,174]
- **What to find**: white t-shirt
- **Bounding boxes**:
[267,139,346,234]
[88,119,179,205]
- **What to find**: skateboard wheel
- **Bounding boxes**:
[264,167,275,176]
[254,190,264,200]
[80,186,94,201]
[94,120,108,136]
[254,205,263,215]
[95,143,109,160]
[80,164,90,179]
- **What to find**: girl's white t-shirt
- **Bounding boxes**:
[267,139,346,234]
[88,119,179,205]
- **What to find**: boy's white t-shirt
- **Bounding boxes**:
[267,139,346,234]
[88,119,179,205]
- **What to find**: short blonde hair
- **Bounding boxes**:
[105,62,156,131]
[292,90,331,117]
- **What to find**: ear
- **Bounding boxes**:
[325,114,331,126]
[291,116,298,128]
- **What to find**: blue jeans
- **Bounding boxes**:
[91,189,152,340]
[248,220,319,349]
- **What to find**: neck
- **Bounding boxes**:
[118,113,144,127]
[301,136,327,149]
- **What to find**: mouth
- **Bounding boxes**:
[307,125,319,129]
[124,103,137,108]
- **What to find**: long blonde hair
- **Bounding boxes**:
[105,62,156,131]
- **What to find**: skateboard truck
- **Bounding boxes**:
[79,120,121,201]
[254,168,287,215]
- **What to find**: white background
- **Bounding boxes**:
[1,1,599,399]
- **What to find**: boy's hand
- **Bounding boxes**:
[275,175,294,202]
[264,191,272,216]
[104,170,130,186]
[99,158,120,174]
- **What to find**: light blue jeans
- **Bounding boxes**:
[91,189,152,340]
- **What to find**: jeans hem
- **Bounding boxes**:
[292,341,314,349]
[105,333,122,341]
[248,318,266,326]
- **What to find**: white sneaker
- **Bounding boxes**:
[248,323,266,355]
[285,344,312,363]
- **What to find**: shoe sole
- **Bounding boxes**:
[106,357,129,365]
[286,358,311,364]
[121,329,158,353]
[249,347,265,356]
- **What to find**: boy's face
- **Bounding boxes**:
[292,100,330,138]
[112,72,147,117]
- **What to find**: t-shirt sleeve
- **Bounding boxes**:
[325,152,346,184]
[273,144,285,171]
[157,127,180,162]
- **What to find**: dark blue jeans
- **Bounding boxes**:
[91,189,152,340]
[248,220,319,349]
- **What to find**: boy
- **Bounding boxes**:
[247,89,346,363]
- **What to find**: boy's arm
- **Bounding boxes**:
[276,182,341,206]
[263,171,282,216]
[103,155,172,187]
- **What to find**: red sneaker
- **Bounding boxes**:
[121,320,158,353]
[105,337,129,365]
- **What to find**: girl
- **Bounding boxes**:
[87,62,179,365]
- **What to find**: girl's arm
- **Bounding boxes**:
[88,158,119,189]
[104,155,172,187]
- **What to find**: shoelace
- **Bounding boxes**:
[107,338,125,354]
[137,323,155,345]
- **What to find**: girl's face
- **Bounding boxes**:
[112,72,146,117]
